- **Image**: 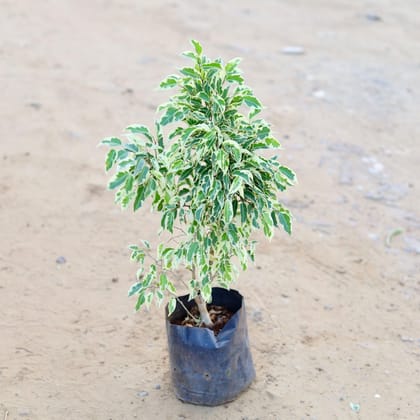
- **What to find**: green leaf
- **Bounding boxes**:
[155,289,164,306]
[240,202,248,224]
[179,167,193,181]
[227,223,239,243]
[128,282,143,297]
[108,172,128,190]
[126,125,153,141]
[224,200,233,224]
[105,149,117,171]
[265,137,281,148]
[191,39,203,55]
[124,174,134,192]
[198,91,210,102]
[159,273,168,290]
[155,121,164,149]
[225,57,241,73]
[233,170,252,184]
[244,95,262,108]
[133,185,145,211]
[135,292,146,311]
[216,150,229,173]
[278,211,292,235]
[101,137,122,147]
[167,281,176,294]
[160,76,178,89]
[137,165,149,183]
[229,176,242,195]
[226,74,244,84]
[117,149,128,160]
[201,283,212,302]
[168,297,177,316]
[180,67,199,78]
[248,107,261,120]
[262,212,274,238]
[182,50,196,59]
[145,292,154,307]
[187,242,199,263]
[203,62,222,71]
[134,158,146,176]
[195,205,205,221]
[279,166,296,181]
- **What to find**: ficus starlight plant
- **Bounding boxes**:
[101,40,295,328]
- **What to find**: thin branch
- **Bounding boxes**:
[174,225,188,234]
[169,291,199,323]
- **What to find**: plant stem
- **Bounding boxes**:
[191,264,213,328]
[195,293,214,328]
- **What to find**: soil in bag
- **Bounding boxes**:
[171,304,234,336]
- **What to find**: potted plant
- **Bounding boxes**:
[101,40,295,406]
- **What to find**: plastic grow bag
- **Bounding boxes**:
[165,287,255,406]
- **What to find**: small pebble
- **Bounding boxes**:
[399,335,414,343]
[350,402,360,413]
[137,391,148,398]
[312,90,326,99]
[18,408,30,416]
[111,277,118,283]
[374,393,381,399]
[56,256,66,264]
[281,46,305,55]
[28,102,41,110]
[154,384,161,390]
[365,13,382,22]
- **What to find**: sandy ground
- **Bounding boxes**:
[1,0,419,419]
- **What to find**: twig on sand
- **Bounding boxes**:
[4,410,9,420]
[385,227,404,247]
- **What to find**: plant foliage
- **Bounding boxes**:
[101,40,296,315]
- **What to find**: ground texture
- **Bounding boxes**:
[1,1,419,419]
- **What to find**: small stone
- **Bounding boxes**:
[18,408,30,416]
[399,335,414,343]
[154,384,161,390]
[56,256,66,264]
[366,13,381,22]
[362,156,384,174]
[323,305,334,311]
[28,102,41,110]
[367,233,379,241]
[349,402,360,413]
[374,393,381,398]
[111,277,118,283]
[281,46,305,55]
[368,162,384,174]
[312,90,326,99]
[137,391,148,398]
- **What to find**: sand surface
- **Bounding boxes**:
[1,0,419,419]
